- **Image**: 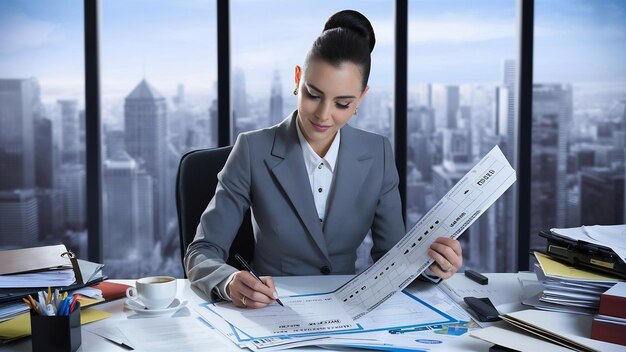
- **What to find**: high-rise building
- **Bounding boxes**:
[58,100,80,165]
[124,79,168,243]
[209,98,218,146]
[0,78,40,191]
[36,188,63,240]
[416,84,432,108]
[432,85,460,130]
[0,189,38,247]
[408,132,432,182]
[443,129,471,164]
[103,151,154,260]
[56,163,86,230]
[269,69,284,126]
[580,167,624,225]
[531,83,572,250]
[232,68,249,139]
[104,129,126,159]
[408,105,435,135]
[491,59,518,271]
[35,117,55,188]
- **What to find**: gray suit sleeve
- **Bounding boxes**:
[370,137,405,262]
[184,134,252,300]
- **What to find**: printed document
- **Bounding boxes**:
[335,145,516,319]
[208,294,359,338]
[206,145,515,340]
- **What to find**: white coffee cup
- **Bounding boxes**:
[125,276,177,309]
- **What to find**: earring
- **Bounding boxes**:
[354,107,358,115]
[293,87,298,95]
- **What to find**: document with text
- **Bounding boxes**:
[203,145,516,342]
[207,294,360,339]
[335,145,516,319]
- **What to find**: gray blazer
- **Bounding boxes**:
[185,111,406,299]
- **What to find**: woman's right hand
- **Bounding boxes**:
[226,271,278,308]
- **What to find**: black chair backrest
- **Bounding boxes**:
[176,146,254,277]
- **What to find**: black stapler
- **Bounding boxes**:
[464,296,501,322]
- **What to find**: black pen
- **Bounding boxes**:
[235,253,284,307]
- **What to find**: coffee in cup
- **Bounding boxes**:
[125,276,177,309]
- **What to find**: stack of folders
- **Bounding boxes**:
[520,252,622,315]
[0,245,105,322]
[591,282,626,346]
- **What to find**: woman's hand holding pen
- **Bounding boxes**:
[428,237,463,279]
[227,271,278,309]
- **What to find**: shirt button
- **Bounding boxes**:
[318,164,323,169]
[319,218,323,222]
[318,188,323,193]
[320,266,331,275]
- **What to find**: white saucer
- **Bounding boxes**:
[124,298,188,316]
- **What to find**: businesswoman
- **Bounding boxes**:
[185,10,462,308]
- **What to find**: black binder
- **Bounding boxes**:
[539,230,626,279]
[0,244,107,303]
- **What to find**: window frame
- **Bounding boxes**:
[83,0,535,271]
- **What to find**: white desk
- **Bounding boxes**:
[0,273,531,351]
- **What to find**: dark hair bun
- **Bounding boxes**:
[324,10,375,53]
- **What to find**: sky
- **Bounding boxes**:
[0,0,624,104]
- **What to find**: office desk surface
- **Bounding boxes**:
[0,273,531,352]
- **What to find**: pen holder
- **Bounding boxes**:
[30,302,81,352]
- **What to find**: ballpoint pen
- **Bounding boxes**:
[235,253,285,307]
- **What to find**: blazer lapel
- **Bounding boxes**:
[324,124,373,234]
[265,112,330,260]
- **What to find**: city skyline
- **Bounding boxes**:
[1,1,625,104]
[1,0,625,277]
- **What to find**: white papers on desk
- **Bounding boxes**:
[335,145,516,319]
[208,293,359,338]
[520,279,597,315]
[198,287,458,349]
[200,145,515,347]
[551,225,626,262]
[0,268,75,288]
[106,316,234,352]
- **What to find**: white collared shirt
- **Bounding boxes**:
[295,120,340,223]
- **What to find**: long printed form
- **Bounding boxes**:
[206,145,515,341]
[334,145,516,319]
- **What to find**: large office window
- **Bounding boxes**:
[100,0,217,278]
[531,0,626,250]
[407,0,519,272]
[0,1,87,256]
[230,0,395,142]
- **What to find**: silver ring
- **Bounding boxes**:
[241,295,247,306]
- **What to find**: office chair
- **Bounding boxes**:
[175,146,254,278]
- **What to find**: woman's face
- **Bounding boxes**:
[295,59,368,154]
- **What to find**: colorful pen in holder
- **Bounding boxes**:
[29,292,81,352]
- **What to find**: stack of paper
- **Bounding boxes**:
[0,269,76,288]
[551,225,626,263]
[471,309,625,351]
[194,282,473,351]
[521,252,621,315]
[0,302,29,323]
